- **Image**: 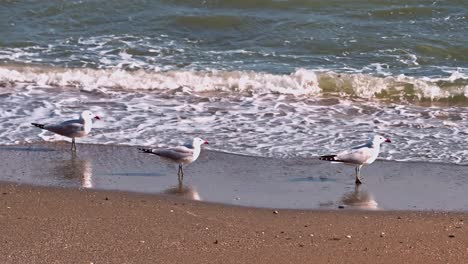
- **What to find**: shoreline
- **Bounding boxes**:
[3,179,466,214]
[4,141,468,167]
[0,182,467,263]
[0,142,467,211]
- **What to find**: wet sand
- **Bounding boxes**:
[0,183,467,263]
[0,142,467,210]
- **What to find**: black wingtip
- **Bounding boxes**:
[319,155,337,161]
[31,123,45,129]
[138,148,153,154]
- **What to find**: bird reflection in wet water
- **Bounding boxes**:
[340,184,378,210]
[52,153,93,189]
[163,178,201,201]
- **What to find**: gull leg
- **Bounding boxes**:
[180,165,184,181]
[71,138,76,152]
[178,164,184,182]
[355,165,362,185]
[178,165,182,181]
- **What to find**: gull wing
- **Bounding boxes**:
[45,119,84,137]
[153,146,194,161]
[336,147,373,165]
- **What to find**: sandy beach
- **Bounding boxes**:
[0,183,466,263]
[0,143,466,263]
[2,1,467,263]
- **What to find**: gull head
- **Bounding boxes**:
[193,137,209,147]
[372,135,391,145]
[81,110,101,121]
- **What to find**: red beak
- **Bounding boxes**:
[204,141,209,145]
[94,116,101,120]
[385,138,391,143]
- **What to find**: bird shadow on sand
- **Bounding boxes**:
[289,176,337,183]
[0,146,55,152]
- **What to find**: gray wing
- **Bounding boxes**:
[45,119,84,137]
[351,142,371,150]
[153,146,194,161]
[336,147,372,164]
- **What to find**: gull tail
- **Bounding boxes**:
[31,123,45,129]
[138,148,158,155]
[319,155,340,162]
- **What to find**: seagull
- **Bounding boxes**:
[31,110,101,151]
[138,137,209,181]
[319,135,391,184]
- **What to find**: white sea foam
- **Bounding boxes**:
[1,65,467,165]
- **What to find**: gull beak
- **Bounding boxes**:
[94,116,101,120]
[385,138,391,143]
[204,141,209,145]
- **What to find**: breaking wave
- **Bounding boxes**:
[1,65,467,105]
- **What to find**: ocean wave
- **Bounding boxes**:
[1,64,467,165]
[1,65,467,105]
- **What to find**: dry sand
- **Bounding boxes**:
[0,183,466,264]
